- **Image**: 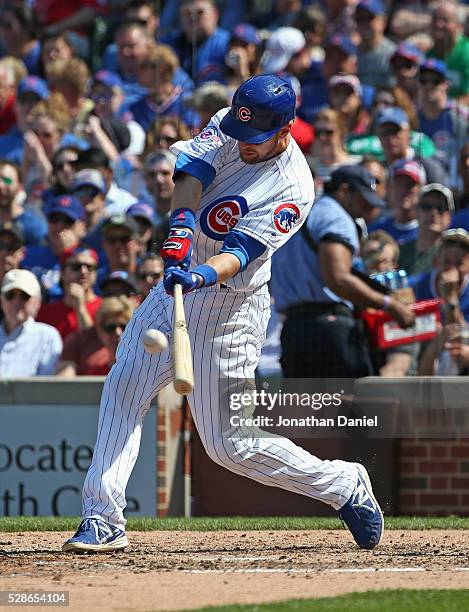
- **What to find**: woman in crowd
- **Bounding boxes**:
[56,296,135,376]
[143,116,190,158]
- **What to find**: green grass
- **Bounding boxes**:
[1,515,469,532]
[182,590,469,612]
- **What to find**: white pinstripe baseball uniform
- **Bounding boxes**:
[81,109,359,529]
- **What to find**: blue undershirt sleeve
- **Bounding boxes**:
[173,152,216,190]
[220,230,267,271]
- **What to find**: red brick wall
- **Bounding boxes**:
[399,438,469,515]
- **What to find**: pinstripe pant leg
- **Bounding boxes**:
[82,285,173,529]
[185,286,358,511]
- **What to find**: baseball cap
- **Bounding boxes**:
[1,269,41,299]
[356,0,385,16]
[279,73,301,99]
[326,35,357,57]
[127,202,157,226]
[17,76,49,100]
[376,107,409,128]
[231,23,261,46]
[60,245,99,266]
[100,270,138,294]
[391,43,423,65]
[329,165,386,208]
[0,222,24,246]
[44,195,86,222]
[420,183,455,213]
[440,228,469,252]
[93,70,123,90]
[390,159,426,185]
[185,82,230,113]
[101,214,139,236]
[219,75,296,144]
[420,58,447,80]
[260,27,306,74]
[73,169,107,194]
[329,74,363,97]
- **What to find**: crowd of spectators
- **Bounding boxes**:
[0,0,468,379]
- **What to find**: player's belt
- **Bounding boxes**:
[285,302,353,318]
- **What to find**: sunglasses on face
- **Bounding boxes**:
[75,187,100,200]
[4,290,30,302]
[137,271,163,282]
[419,201,448,213]
[419,75,443,86]
[315,128,334,137]
[355,12,374,22]
[104,234,132,245]
[155,135,177,146]
[0,240,20,253]
[378,125,401,137]
[392,59,416,71]
[48,213,75,226]
[66,261,97,272]
[102,322,127,334]
[18,93,41,106]
[54,159,77,171]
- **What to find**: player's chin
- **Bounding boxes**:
[239,151,259,164]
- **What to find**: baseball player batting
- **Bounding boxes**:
[63,75,383,553]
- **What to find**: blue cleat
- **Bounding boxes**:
[62,518,128,553]
[338,463,384,550]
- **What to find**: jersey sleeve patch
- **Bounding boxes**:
[272,203,301,234]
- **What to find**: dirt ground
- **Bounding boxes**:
[1,530,468,611]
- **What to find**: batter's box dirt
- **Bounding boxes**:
[0,530,468,611]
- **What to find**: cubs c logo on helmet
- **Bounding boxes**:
[200,195,248,240]
[238,107,252,122]
[272,203,301,234]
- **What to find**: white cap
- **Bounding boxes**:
[1,269,41,299]
[260,27,306,74]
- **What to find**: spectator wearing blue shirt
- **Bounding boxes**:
[271,164,413,377]
[417,59,468,187]
[0,76,49,165]
[369,159,426,245]
[129,43,199,132]
[22,195,86,301]
[0,159,47,246]
[411,228,469,323]
[161,0,230,85]
[376,106,447,185]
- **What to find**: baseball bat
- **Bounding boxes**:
[172,283,194,395]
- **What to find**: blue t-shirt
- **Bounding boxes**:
[271,195,359,312]
[368,216,419,245]
[0,127,24,165]
[411,270,469,322]
[161,28,230,84]
[22,244,62,301]
[451,209,469,232]
[129,88,199,131]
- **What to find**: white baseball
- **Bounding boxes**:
[143,329,168,354]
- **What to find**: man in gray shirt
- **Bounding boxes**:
[355,0,396,88]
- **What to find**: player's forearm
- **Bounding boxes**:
[205,253,241,283]
[171,174,203,214]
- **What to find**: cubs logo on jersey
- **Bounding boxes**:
[200,195,248,240]
[272,203,301,234]
[195,126,222,145]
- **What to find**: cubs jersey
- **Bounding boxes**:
[170,108,315,292]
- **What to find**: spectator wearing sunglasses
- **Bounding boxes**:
[127,202,156,256]
[0,222,26,287]
[143,117,191,159]
[417,59,468,187]
[57,296,135,376]
[136,253,163,299]
[72,169,107,238]
[389,43,423,102]
[0,268,62,376]
[37,246,101,341]
[42,146,80,203]
[399,184,454,275]
[100,270,140,301]
[22,195,86,301]
[98,215,140,284]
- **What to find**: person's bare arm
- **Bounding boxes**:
[56,361,77,377]
[319,242,415,328]
[205,252,241,283]
[380,352,412,377]
[44,7,96,34]
[170,174,203,214]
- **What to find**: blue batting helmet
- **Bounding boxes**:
[219,75,296,144]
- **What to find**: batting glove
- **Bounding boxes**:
[160,208,196,271]
[164,264,218,296]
